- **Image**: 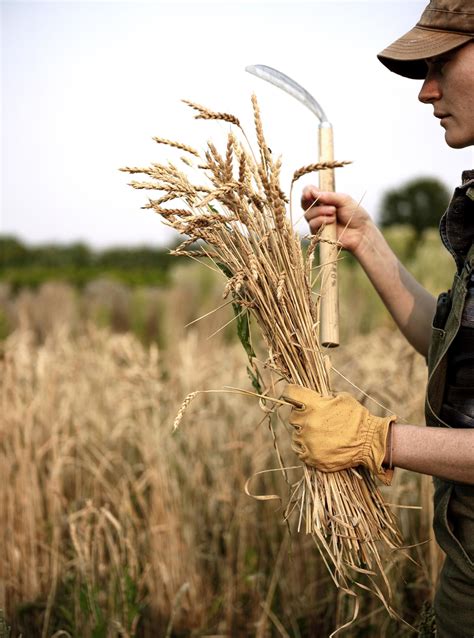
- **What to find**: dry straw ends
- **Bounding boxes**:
[122,96,404,620]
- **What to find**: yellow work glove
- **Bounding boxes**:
[285,384,396,485]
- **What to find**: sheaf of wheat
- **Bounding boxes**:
[121,95,404,627]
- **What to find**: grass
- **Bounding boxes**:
[1,313,441,637]
[0,227,448,637]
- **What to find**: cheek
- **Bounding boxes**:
[446,74,474,141]
[458,91,474,139]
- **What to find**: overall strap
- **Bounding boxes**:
[425,245,474,428]
[461,242,474,283]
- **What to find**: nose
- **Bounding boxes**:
[418,68,442,104]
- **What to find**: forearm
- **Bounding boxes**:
[385,424,474,484]
[353,222,436,357]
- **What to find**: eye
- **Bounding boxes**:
[427,54,451,75]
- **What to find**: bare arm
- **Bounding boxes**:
[385,424,474,484]
[302,186,437,357]
[353,222,436,357]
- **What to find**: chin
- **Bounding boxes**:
[444,132,474,149]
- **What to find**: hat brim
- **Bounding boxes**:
[378,27,473,79]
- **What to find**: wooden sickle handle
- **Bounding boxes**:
[318,124,339,348]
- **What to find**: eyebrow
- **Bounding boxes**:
[425,53,451,65]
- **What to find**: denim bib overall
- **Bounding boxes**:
[425,242,474,637]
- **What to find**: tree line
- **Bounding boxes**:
[0,237,176,288]
[1,177,450,289]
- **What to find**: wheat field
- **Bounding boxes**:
[0,256,449,637]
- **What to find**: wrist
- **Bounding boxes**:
[351,218,379,260]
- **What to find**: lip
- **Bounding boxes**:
[434,113,451,128]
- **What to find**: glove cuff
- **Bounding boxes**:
[357,413,396,486]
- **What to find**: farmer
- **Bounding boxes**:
[286,1,474,635]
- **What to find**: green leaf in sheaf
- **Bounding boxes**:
[236,305,254,359]
[247,365,263,395]
[208,204,234,233]
[216,262,262,394]
[216,262,233,279]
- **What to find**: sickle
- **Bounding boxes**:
[246,64,339,348]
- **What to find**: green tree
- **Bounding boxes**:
[0,236,29,268]
[379,177,450,240]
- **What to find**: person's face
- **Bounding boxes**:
[418,41,474,149]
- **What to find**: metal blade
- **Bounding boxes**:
[245,64,328,124]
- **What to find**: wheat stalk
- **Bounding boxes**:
[152,136,200,157]
[292,160,352,184]
[122,96,404,625]
[182,99,241,127]
[173,392,199,431]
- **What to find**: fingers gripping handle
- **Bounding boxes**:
[318,124,339,348]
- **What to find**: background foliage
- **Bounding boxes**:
[379,177,450,241]
[0,222,455,345]
[0,236,175,289]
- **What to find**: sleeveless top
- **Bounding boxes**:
[438,170,474,426]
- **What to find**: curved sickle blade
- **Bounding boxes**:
[245,64,328,124]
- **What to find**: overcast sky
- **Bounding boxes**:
[2,0,473,248]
